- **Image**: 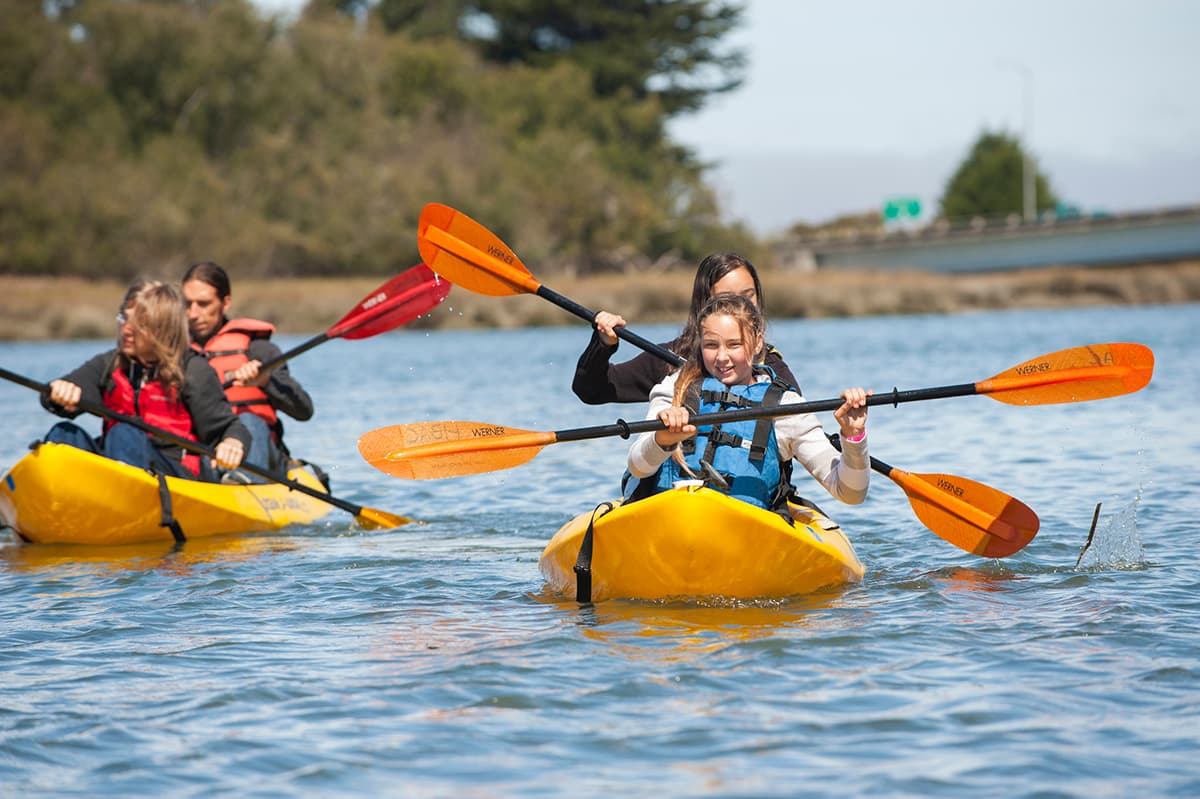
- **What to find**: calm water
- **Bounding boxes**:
[1,303,1197,797]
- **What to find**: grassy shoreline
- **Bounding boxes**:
[3,261,1198,341]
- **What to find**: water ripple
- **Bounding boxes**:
[2,306,1198,797]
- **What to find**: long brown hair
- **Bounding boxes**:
[674,252,765,359]
[672,293,766,408]
[117,279,190,391]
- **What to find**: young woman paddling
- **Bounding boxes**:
[572,252,800,404]
[623,293,871,511]
[41,278,250,479]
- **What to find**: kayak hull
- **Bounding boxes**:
[539,484,865,602]
[0,442,334,545]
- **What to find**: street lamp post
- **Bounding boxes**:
[1000,61,1036,222]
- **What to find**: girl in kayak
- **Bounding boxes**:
[40,278,250,479]
[624,293,870,511]
[572,252,801,404]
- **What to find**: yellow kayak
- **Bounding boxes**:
[539,483,865,602]
[0,442,333,545]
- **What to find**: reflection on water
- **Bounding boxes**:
[556,593,857,661]
[372,592,864,674]
[926,564,1027,594]
[0,532,305,575]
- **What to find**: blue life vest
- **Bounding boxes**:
[623,370,791,509]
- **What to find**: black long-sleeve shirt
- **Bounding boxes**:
[571,331,801,405]
[244,338,314,422]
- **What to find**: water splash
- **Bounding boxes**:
[1074,487,1146,570]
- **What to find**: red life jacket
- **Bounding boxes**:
[102,364,202,476]
[193,318,279,428]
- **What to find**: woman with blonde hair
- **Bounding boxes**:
[41,278,250,478]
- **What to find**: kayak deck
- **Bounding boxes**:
[0,442,334,545]
[539,484,865,602]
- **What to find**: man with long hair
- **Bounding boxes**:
[182,261,313,479]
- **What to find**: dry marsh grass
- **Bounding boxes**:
[2,262,1197,341]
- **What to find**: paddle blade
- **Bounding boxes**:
[892,470,1040,558]
[331,264,451,340]
[978,342,1154,405]
[358,421,554,480]
[354,507,415,530]
[417,204,540,297]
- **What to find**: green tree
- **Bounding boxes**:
[343,0,746,116]
[462,0,745,116]
[72,0,274,156]
[1,0,749,279]
[307,0,467,37]
[376,0,466,37]
[939,131,1059,220]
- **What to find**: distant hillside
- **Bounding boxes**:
[3,262,1196,341]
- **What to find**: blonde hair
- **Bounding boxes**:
[672,292,766,408]
[117,278,189,391]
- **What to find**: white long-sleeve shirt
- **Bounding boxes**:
[627,372,870,505]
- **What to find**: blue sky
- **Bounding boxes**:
[664,0,1200,233]
[255,0,1200,234]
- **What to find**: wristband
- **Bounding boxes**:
[843,431,866,443]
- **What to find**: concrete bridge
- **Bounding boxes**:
[776,204,1200,273]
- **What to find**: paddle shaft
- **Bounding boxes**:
[0,366,372,519]
[221,331,328,389]
[552,383,982,444]
[537,285,683,366]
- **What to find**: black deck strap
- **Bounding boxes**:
[152,468,186,543]
[774,460,796,509]
[573,501,615,604]
[792,492,830,517]
[292,457,331,492]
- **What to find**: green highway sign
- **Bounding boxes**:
[883,197,922,220]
